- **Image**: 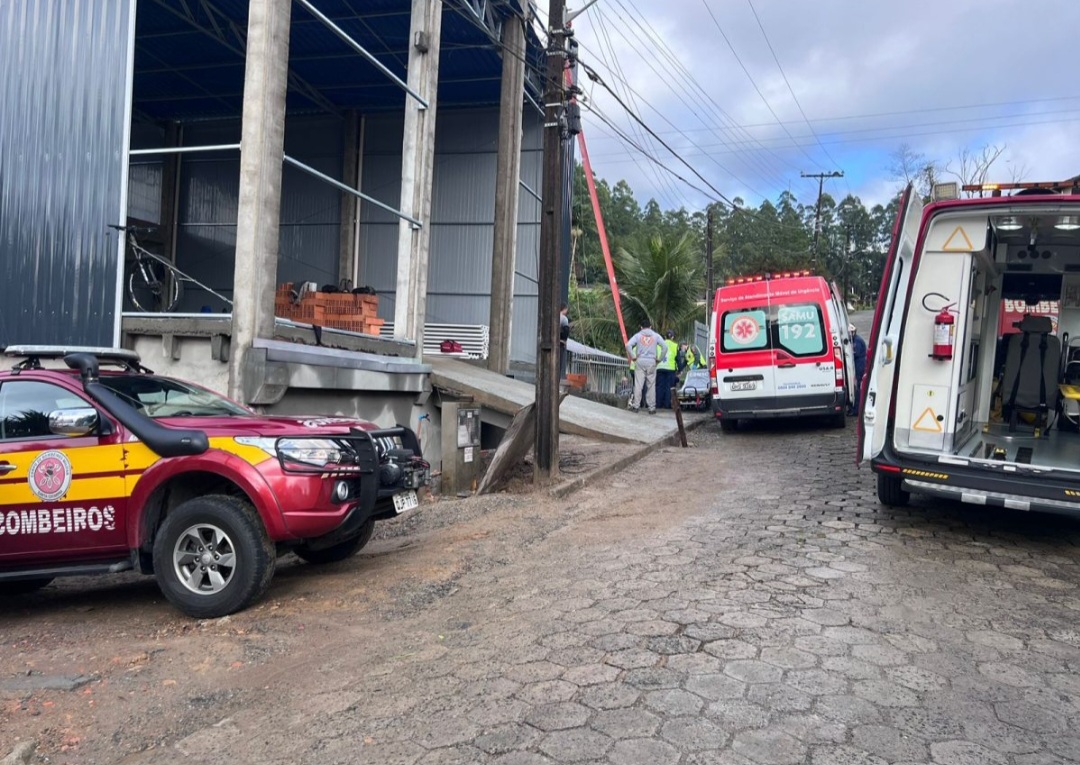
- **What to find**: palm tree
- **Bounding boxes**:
[617,233,704,338]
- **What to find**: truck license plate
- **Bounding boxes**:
[730,381,757,392]
[393,490,419,514]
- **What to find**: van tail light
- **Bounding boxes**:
[833,347,845,386]
[710,375,719,396]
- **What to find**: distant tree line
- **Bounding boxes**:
[568,142,1012,355]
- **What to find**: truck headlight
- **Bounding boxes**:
[235,437,344,467]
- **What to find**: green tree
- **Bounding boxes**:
[616,234,704,338]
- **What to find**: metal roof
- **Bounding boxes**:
[135,0,545,122]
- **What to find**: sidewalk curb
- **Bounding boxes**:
[550,415,711,499]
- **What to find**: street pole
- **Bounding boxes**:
[705,206,714,327]
[534,0,568,483]
[801,170,843,269]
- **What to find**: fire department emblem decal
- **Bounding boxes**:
[730,316,761,345]
[28,450,73,502]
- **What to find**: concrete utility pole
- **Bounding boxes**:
[802,170,843,268]
[535,0,569,483]
[705,206,714,311]
[228,0,292,402]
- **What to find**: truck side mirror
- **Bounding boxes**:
[48,407,100,437]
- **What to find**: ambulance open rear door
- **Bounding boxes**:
[858,185,924,464]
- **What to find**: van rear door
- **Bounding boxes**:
[772,290,831,407]
[716,290,775,409]
[858,184,923,463]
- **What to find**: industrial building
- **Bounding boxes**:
[0,0,569,462]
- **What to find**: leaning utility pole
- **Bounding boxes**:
[802,170,843,268]
[534,0,569,483]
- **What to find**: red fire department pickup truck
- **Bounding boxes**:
[0,346,430,618]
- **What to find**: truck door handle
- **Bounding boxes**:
[0,463,15,475]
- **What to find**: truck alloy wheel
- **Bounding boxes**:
[153,495,275,618]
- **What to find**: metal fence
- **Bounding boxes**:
[568,350,631,395]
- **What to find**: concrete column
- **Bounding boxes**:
[393,0,442,355]
[227,0,291,402]
[338,110,360,285]
[487,17,526,375]
[160,121,181,266]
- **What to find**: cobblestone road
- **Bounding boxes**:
[160,420,1080,765]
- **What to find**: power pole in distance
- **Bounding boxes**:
[534,0,569,483]
[705,206,714,326]
[802,170,843,268]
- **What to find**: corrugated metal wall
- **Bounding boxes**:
[359,108,543,363]
[0,0,134,346]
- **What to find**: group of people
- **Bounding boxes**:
[623,319,705,413]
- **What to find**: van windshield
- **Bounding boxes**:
[720,302,825,358]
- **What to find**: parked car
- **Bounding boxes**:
[0,346,430,617]
[677,368,711,411]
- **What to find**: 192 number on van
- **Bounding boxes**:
[779,323,816,341]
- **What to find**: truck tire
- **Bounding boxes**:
[153,494,276,619]
[2,578,53,596]
[877,473,910,507]
[719,418,739,433]
[295,520,375,565]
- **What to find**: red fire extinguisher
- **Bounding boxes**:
[932,304,956,360]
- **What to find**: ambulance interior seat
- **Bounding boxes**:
[1000,314,1061,433]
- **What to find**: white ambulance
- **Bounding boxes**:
[861,178,1080,515]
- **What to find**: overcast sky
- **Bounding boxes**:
[542,0,1080,212]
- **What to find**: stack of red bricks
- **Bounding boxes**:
[275,284,384,335]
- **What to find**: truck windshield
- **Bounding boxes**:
[101,376,250,418]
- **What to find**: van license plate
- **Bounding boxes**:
[393,490,419,514]
[730,381,757,392]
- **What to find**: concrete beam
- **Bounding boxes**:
[487,17,526,375]
[227,0,291,402]
[393,0,442,355]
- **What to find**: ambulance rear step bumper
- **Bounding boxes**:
[904,479,1080,517]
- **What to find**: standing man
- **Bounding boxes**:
[626,318,667,414]
[849,323,867,415]
[656,329,679,410]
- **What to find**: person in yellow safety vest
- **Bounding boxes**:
[686,344,703,370]
[656,330,679,410]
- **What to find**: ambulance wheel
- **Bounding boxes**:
[719,418,739,433]
[2,578,53,596]
[153,495,276,619]
[877,474,910,507]
[295,520,375,564]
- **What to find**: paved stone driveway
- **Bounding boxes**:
[184,422,1080,765]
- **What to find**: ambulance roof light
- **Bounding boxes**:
[961,179,1080,197]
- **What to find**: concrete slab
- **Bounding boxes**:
[427,357,684,444]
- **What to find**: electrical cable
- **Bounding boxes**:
[745,0,853,198]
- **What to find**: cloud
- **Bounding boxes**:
[571,0,1080,210]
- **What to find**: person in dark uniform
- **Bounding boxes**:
[849,323,867,415]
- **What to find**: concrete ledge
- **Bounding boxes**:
[550,414,711,499]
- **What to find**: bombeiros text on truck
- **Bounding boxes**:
[860,177,1080,516]
[0,346,431,617]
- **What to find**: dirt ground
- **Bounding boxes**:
[0,428,711,763]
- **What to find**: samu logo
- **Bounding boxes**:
[28,450,73,502]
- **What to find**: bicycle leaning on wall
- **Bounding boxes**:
[112,224,233,312]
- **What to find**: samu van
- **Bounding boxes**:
[709,272,856,431]
[861,179,1080,515]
